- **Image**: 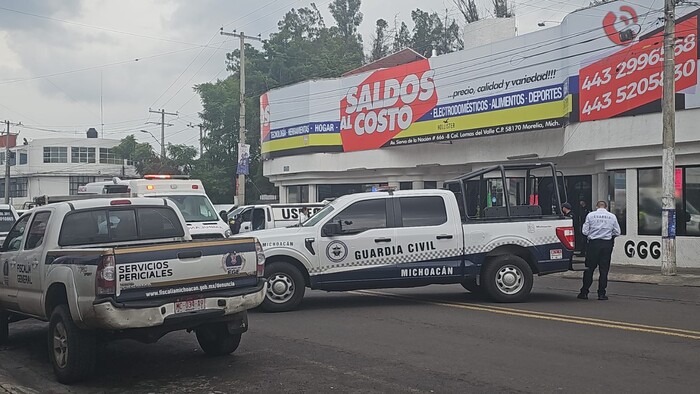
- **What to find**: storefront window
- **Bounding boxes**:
[287,185,309,203]
[317,184,369,201]
[685,168,700,236]
[399,182,413,190]
[608,171,626,235]
[638,167,698,236]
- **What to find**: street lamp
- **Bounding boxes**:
[140,129,162,157]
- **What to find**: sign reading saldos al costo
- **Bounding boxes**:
[261,1,700,158]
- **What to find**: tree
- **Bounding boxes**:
[329,0,364,42]
[113,135,192,176]
[409,9,463,57]
[493,0,513,18]
[393,21,411,52]
[454,0,480,24]
[370,18,390,61]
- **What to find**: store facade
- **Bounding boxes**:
[260,1,700,268]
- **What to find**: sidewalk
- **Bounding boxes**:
[560,259,700,287]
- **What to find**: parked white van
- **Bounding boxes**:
[80,175,231,239]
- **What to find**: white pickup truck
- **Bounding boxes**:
[229,203,325,233]
[0,197,265,383]
[254,163,576,312]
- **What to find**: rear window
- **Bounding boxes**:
[398,196,448,227]
[59,207,185,246]
[0,209,16,232]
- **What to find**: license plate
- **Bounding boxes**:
[174,299,205,313]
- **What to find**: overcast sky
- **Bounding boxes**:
[0,0,592,149]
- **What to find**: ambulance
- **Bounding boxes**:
[80,175,231,239]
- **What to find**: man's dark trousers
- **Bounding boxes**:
[581,239,614,296]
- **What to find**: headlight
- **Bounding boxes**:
[225,229,232,238]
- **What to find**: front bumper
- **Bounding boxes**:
[87,282,266,330]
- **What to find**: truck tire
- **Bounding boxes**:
[0,311,8,344]
[196,323,242,356]
[460,277,482,294]
[481,255,533,303]
[261,262,305,312]
[48,304,96,384]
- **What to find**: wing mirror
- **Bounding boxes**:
[322,221,342,237]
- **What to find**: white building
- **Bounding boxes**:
[260,2,700,268]
[2,130,137,208]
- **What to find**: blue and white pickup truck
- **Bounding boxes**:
[0,197,265,383]
[254,163,576,312]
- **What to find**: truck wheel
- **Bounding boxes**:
[481,255,533,303]
[0,311,8,344]
[460,277,482,294]
[261,262,305,312]
[196,323,242,356]
[48,304,96,384]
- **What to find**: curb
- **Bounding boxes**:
[559,271,700,287]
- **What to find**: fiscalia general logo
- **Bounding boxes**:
[340,59,437,151]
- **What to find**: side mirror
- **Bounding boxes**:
[322,222,342,237]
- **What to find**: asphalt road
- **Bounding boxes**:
[1,275,699,393]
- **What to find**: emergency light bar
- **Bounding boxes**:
[143,174,190,180]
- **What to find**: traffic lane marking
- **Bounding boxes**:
[352,290,700,341]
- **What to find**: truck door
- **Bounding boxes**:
[392,195,463,281]
[238,207,254,233]
[0,214,31,311]
[315,197,395,286]
[17,211,52,316]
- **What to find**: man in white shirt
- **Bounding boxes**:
[578,200,621,300]
[299,207,310,224]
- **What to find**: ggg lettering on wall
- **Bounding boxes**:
[261,1,700,159]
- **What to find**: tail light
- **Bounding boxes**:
[96,255,116,296]
[255,239,265,277]
[556,227,575,251]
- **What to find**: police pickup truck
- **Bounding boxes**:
[229,203,326,234]
[255,163,575,312]
[0,197,265,383]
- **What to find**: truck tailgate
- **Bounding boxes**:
[113,237,259,302]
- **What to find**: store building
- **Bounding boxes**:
[1,129,137,208]
[260,1,700,268]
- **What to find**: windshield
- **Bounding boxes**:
[0,210,16,232]
[302,204,335,227]
[151,195,219,222]
[228,206,245,220]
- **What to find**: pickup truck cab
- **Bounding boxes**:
[229,203,325,234]
[254,163,575,312]
[0,197,266,383]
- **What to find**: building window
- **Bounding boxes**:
[424,181,438,189]
[99,148,121,164]
[287,185,309,203]
[317,184,373,201]
[608,170,627,235]
[638,167,699,236]
[0,178,28,198]
[69,176,96,195]
[399,182,413,190]
[43,147,68,163]
[71,147,96,163]
[19,152,27,165]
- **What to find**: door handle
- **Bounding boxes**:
[178,251,202,260]
[436,234,454,240]
[374,238,392,243]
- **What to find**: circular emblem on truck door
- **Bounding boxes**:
[326,240,348,263]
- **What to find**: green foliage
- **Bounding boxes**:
[370,18,390,61]
[454,0,480,24]
[493,0,513,18]
[114,135,196,177]
[410,9,464,57]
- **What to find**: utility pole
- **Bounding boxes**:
[4,120,9,204]
[188,123,205,157]
[147,108,177,159]
[220,28,262,206]
[661,0,677,276]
